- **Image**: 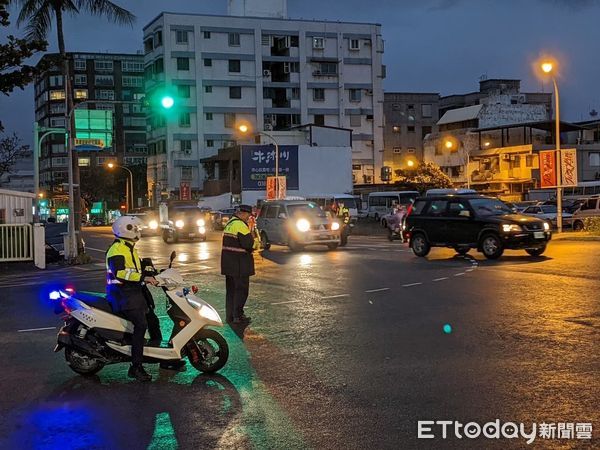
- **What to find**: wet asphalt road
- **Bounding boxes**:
[0,227,598,449]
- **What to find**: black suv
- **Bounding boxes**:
[405,195,552,259]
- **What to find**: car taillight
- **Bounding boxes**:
[406,204,413,216]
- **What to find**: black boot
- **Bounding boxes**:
[159,360,186,371]
[128,364,151,382]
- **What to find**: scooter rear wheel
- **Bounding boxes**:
[65,347,105,375]
[187,329,229,373]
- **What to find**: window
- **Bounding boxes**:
[204,58,212,67]
[74,74,87,85]
[94,75,114,86]
[74,89,88,99]
[590,153,600,167]
[349,89,361,102]
[392,103,401,111]
[180,140,192,152]
[51,143,65,154]
[204,85,212,93]
[422,126,432,139]
[94,60,113,72]
[203,31,211,39]
[392,125,401,133]
[123,117,146,127]
[49,75,63,87]
[206,139,214,147]
[319,62,337,75]
[49,90,65,100]
[78,157,90,167]
[422,104,432,118]
[52,157,68,167]
[74,59,86,71]
[407,148,416,153]
[205,113,213,120]
[350,115,361,127]
[229,86,242,99]
[426,200,448,216]
[228,60,241,73]
[265,205,279,218]
[411,200,427,216]
[181,167,193,179]
[407,104,415,110]
[96,103,115,111]
[314,114,325,126]
[179,112,191,127]
[154,30,163,47]
[526,155,535,167]
[176,30,188,44]
[224,113,236,128]
[447,200,469,217]
[349,39,360,51]
[50,104,65,114]
[228,32,240,46]
[96,90,115,100]
[313,37,325,49]
[154,58,164,74]
[144,38,153,53]
[122,76,143,87]
[407,126,415,133]
[176,57,190,71]
[313,88,325,101]
[122,61,144,72]
[177,85,191,98]
[291,87,300,100]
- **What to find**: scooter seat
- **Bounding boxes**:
[74,291,115,314]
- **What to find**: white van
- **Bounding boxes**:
[367,191,419,219]
[305,194,358,222]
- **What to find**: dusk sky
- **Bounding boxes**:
[2,0,600,144]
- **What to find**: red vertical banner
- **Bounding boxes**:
[266,176,287,200]
[539,150,557,188]
[560,149,578,187]
[180,182,190,200]
[266,176,276,200]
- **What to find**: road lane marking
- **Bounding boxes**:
[402,282,422,287]
[365,288,390,293]
[86,247,106,253]
[321,294,350,299]
[18,326,56,333]
[433,277,449,282]
[271,300,303,305]
[454,273,466,277]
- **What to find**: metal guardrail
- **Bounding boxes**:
[0,224,33,262]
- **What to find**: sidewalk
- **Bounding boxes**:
[552,232,600,242]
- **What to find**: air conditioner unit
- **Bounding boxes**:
[365,89,373,96]
[263,69,271,77]
[261,35,272,46]
[502,154,511,160]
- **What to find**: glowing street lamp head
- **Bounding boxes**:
[541,62,553,74]
[407,160,415,168]
[445,140,454,149]
[238,124,249,133]
[107,162,115,169]
[161,96,175,109]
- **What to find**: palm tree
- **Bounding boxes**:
[10,0,134,247]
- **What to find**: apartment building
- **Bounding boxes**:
[34,52,147,195]
[143,0,385,202]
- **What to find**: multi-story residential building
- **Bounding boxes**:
[143,0,385,203]
[34,52,147,200]
[383,92,440,173]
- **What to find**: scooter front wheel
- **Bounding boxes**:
[65,347,105,376]
[187,329,229,373]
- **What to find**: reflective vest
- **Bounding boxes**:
[106,238,143,286]
[221,216,256,277]
[338,206,350,224]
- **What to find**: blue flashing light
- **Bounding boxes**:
[182,287,190,296]
[49,291,61,301]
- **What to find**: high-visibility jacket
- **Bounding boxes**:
[338,206,350,224]
[106,238,147,311]
[221,216,255,277]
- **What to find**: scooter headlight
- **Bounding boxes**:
[175,220,185,229]
[331,222,340,231]
[149,220,158,230]
[296,218,310,232]
[187,297,221,323]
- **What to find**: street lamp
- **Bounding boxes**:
[540,60,563,232]
[106,162,134,212]
[443,137,471,189]
[237,124,282,199]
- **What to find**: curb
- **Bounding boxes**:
[552,233,600,242]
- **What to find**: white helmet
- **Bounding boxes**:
[112,216,143,241]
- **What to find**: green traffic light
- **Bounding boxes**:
[161,96,174,109]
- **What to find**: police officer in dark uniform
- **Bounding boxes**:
[221,205,259,324]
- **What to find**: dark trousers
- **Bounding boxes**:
[225,275,250,321]
[121,307,147,366]
[146,308,162,345]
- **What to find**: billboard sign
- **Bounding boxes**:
[180,182,191,200]
[539,150,557,188]
[241,145,299,191]
[560,149,578,187]
[74,110,113,150]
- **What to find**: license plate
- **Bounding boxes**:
[318,235,330,240]
[534,231,544,239]
[189,233,196,238]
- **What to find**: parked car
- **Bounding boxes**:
[521,204,574,228]
[572,196,600,231]
[257,200,341,251]
[405,195,552,259]
[512,201,540,212]
[541,198,585,214]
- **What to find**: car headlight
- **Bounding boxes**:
[331,222,340,231]
[543,222,550,231]
[502,224,522,232]
[296,218,311,232]
[198,226,206,234]
[196,219,205,227]
[149,220,158,230]
[175,220,185,229]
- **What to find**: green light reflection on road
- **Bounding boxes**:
[147,412,178,450]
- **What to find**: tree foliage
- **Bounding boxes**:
[394,162,453,191]
[0,0,47,96]
[0,126,30,180]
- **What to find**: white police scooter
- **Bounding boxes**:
[52,252,228,376]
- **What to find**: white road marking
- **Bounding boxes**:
[271,300,303,305]
[402,282,422,287]
[365,287,390,293]
[433,277,449,282]
[454,273,466,277]
[321,294,350,299]
[18,326,56,333]
[86,247,106,253]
